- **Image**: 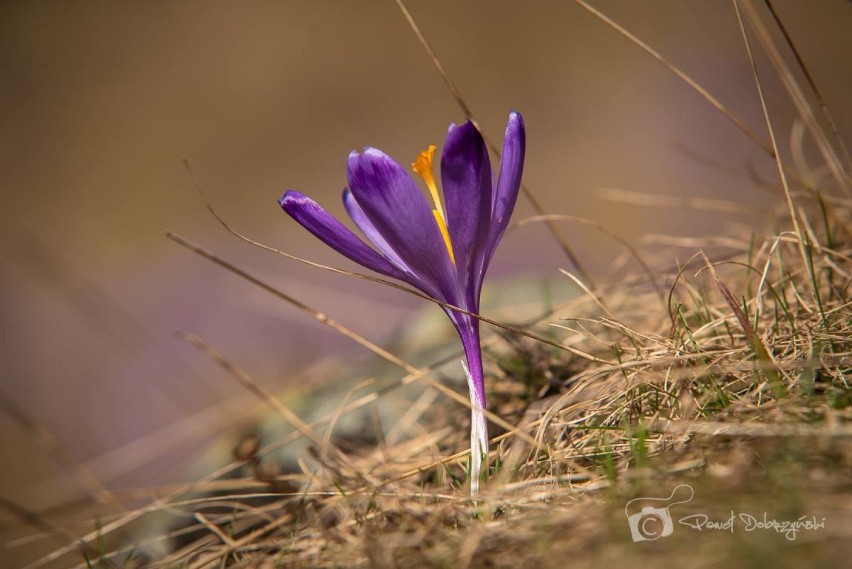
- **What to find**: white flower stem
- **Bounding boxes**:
[462,360,489,495]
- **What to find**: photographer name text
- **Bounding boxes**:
[678,512,826,541]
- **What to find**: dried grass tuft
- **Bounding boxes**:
[33,189,846,569]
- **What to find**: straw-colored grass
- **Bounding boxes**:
[24,179,844,569]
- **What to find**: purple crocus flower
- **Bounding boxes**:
[278,112,525,493]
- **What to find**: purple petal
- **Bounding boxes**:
[278,190,408,282]
[342,188,413,276]
[347,148,460,303]
[485,112,526,265]
[440,121,492,294]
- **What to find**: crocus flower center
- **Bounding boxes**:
[412,145,456,265]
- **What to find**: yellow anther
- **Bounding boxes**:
[413,145,456,265]
[412,145,446,221]
[432,209,456,265]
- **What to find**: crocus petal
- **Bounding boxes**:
[278,190,409,282]
[440,121,492,297]
[342,188,414,277]
[485,112,526,265]
[347,148,461,304]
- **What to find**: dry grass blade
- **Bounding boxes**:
[0,496,90,558]
[642,234,751,250]
[732,0,812,296]
[165,230,609,366]
[699,250,785,397]
[513,213,665,301]
[558,269,617,323]
[571,0,773,158]
[649,419,852,438]
[177,332,349,467]
[166,232,541,446]
[0,392,123,512]
[23,390,263,511]
[598,187,759,215]
[179,161,606,361]
[391,0,595,289]
[571,2,827,197]
[183,512,296,569]
[763,0,852,175]
[741,0,850,193]
[193,512,237,549]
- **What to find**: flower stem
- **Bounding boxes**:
[458,319,488,495]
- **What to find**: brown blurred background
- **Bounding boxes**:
[0,0,849,517]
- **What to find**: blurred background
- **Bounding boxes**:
[0,0,849,521]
